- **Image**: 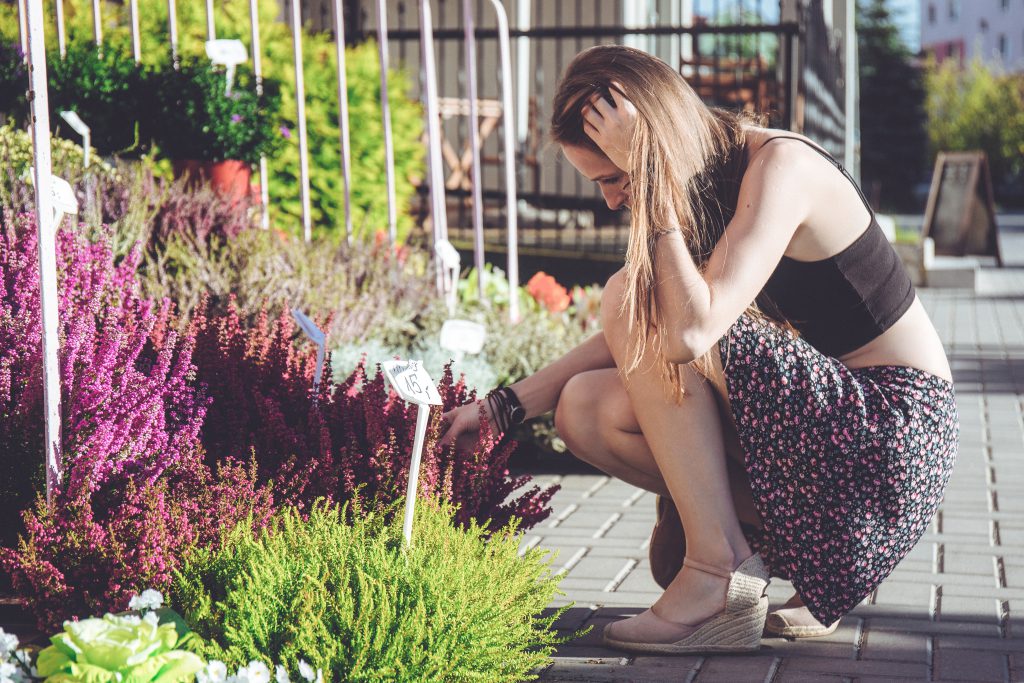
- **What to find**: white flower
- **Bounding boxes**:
[13,650,35,676]
[198,660,229,683]
[1,660,17,678]
[243,661,271,683]
[297,660,315,682]
[0,630,17,656]
[143,611,160,626]
[274,664,290,683]
[128,589,164,612]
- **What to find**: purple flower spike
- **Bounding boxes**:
[279,126,291,139]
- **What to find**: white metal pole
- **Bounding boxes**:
[205,0,216,41]
[168,0,179,67]
[92,0,102,47]
[376,0,398,244]
[129,0,141,62]
[25,0,64,502]
[55,0,66,58]
[402,403,431,545]
[462,0,485,301]
[290,0,312,241]
[515,0,529,147]
[18,0,28,55]
[419,0,449,294]
[843,0,858,181]
[332,0,353,243]
[487,0,518,323]
[249,0,270,229]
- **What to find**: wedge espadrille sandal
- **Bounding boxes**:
[602,553,770,655]
[764,603,839,639]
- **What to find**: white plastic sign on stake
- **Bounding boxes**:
[59,111,90,168]
[28,168,78,226]
[439,319,486,363]
[434,239,460,316]
[291,308,326,396]
[381,359,442,545]
[51,176,78,223]
[205,39,247,95]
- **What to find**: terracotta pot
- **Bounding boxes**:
[172,159,253,204]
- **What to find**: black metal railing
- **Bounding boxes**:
[331,0,847,258]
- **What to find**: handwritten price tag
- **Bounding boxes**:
[381,359,443,406]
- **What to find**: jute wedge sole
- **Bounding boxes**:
[603,553,771,655]
[763,609,839,639]
[602,597,769,654]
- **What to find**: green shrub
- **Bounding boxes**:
[147,59,283,165]
[925,57,1024,199]
[0,0,424,240]
[46,41,151,156]
[170,501,573,682]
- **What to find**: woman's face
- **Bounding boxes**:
[562,144,631,211]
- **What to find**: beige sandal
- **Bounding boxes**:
[764,600,839,639]
[603,554,770,655]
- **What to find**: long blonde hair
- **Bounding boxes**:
[551,45,771,398]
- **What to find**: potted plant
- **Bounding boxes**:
[148,59,282,203]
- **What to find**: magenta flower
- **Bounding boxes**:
[231,114,243,123]
[279,126,291,139]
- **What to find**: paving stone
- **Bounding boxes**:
[860,627,930,664]
[933,648,1009,682]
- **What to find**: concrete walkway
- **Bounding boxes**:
[530,221,1024,682]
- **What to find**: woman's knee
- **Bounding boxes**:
[553,372,594,451]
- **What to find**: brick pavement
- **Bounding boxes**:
[529,220,1024,683]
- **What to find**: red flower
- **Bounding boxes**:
[526,271,571,313]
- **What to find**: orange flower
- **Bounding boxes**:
[526,271,571,313]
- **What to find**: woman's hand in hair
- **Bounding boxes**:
[581,82,637,172]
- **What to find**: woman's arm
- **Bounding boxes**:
[654,143,811,363]
[508,329,615,420]
[438,329,615,447]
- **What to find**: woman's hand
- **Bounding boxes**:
[581,82,638,172]
[438,399,491,452]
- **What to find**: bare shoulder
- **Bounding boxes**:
[742,128,827,174]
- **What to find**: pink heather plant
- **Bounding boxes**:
[0,210,273,630]
[0,210,205,537]
[190,296,558,529]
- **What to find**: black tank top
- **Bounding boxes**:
[755,136,916,358]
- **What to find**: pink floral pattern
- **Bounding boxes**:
[719,313,959,626]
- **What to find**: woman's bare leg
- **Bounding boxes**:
[588,272,753,627]
[555,368,762,529]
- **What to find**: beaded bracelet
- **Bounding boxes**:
[484,386,526,438]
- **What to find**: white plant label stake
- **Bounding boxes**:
[381,359,442,545]
[439,319,486,364]
[291,309,326,396]
[28,168,78,227]
[59,111,90,168]
[205,39,248,95]
[434,238,460,316]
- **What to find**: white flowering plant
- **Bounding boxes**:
[1,589,325,683]
[197,658,324,683]
[0,627,37,683]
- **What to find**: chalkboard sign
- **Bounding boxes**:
[922,152,1002,265]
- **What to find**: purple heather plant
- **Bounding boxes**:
[0,210,274,630]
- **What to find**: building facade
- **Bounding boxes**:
[920,0,1024,71]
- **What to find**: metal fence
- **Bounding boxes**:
[336,0,850,259]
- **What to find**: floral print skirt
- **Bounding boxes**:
[718,313,959,626]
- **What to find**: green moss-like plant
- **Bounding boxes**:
[170,501,574,682]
